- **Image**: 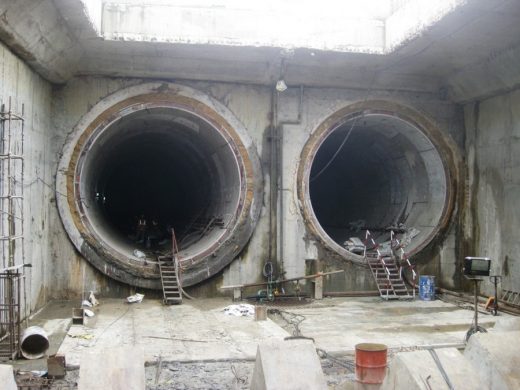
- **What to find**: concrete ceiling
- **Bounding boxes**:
[0,0,519,102]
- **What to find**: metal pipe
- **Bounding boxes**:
[20,326,49,360]
[221,269,344,290]
[324,291,380,297]
[268,88,277,269]
[275,85,304,279]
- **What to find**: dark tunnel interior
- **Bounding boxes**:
[79,107,241,257]
[309,114,447,249]
[97,133,211,246]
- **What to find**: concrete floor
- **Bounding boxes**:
[34,296,502,365]
[272,297,499,355]
[55,298,287,367]
[10,295,509,388]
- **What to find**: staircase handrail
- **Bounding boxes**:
[171,229,194,300]
[364,230,392,298]
[390,230,417,298]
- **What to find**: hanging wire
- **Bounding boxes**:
[310,118,359,182]
[309,64,381,183]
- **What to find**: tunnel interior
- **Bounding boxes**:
[78,107,241,259]
[309,113,447,251]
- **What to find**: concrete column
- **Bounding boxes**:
[315,276,324,300]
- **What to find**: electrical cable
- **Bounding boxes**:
[309,118,358,182]
[309,62,381,183]
[230,364,248,386]
[270,308,355,372]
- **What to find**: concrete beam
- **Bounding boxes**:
[381,348,481,390]
[78,347,145,390]
[464,331,520,389]
[0,365,17,390]
[446,43,520,103]
[251,339,327,390]
[0,0,82,83]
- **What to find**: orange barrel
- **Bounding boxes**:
[355,343,388,384]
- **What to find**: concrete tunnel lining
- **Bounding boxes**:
[57,83,262,288]
[79,107,241,258]
[298,102,456,262]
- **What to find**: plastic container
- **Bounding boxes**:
[419,275,436,301]
[355,343,388,384]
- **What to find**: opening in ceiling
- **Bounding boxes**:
[87,0,466,54]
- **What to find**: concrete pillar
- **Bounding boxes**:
[251,339,327,390]
[233,288,242,301]
[315,276,323,300]
[0,365,17,390]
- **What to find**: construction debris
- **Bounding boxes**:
[343,237,365,254]
[89,291,99,306]
[133,249,146,259]
[223,304,255,317]
[127,293,144,304]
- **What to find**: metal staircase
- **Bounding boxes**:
[158,256,182,305]
[158,230,183,305]
[364,230,413,301]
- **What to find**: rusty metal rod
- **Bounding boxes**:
[220,269,344,290]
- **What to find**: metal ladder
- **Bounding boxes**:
[158,230,183,305]
[364,230,412,300]
[158,256,182,305]
[501,289,520,307]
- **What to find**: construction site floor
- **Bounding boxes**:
[7,296,512,389]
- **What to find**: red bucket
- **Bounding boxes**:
[355,343,388,384]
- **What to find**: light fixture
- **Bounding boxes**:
[276,79,288,92]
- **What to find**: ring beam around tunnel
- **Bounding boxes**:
[57,83,262,289]
[298,102,458,264]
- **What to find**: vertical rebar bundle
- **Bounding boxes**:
[0,97,25,360]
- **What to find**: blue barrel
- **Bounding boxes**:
[419,275,435,301]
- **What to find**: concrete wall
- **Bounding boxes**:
[49,76,464,299]
[464,89,520,296]
[0,41,53,311]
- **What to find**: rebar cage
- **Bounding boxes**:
[0,270,21,360]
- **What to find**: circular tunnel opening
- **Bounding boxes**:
[79,107,241,259]
[304,110,451,258]
[58,84,262,288]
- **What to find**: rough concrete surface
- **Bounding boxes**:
[0,364,17,390]
[382,348,481,390]
[4,297,516,389]
[57,298,289,367]
[49,75,463,297]
[464,330,520,390]
[1,2,520,388]
[269,297,499,354]
[250,339,327,390]
[54,297,501,367]
[0,0,518,317]
[78,346,145,390]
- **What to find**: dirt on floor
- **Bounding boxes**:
[15,357,355,390]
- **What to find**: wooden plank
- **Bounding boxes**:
[78,347,145,390]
